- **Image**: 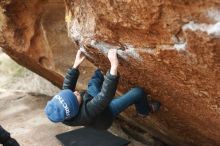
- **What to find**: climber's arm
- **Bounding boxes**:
[62,50,85,91]
[86,49,119,117]
[86,71,119,117]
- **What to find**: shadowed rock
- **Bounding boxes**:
[0,0,220,145]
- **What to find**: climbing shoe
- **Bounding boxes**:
[149,101,161,113]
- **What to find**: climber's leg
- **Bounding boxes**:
[109,87,151,117]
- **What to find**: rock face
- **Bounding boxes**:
[0,0,220,146]
[0,0,94,88]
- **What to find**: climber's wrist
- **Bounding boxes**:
[72,64,78,69]
[110,66,118,76]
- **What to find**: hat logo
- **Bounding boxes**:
[54,95,70,118]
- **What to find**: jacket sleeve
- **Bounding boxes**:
[86,71,119,118]
[62,68,80,91]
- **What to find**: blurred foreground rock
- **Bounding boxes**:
[0,0,220,145]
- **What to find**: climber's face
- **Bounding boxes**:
[73,91,82,104]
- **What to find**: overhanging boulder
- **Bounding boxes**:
[0,0,220,145]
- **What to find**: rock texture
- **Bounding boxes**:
[0,0,220,146]
[0,0,94,88]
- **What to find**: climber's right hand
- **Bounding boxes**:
[73,50,86,69]
[108,49,118,75]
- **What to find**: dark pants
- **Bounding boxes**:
[87,69,151,117]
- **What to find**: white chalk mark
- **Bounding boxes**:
[89,40,142,61]
[124,44,142,61]
[183,21,220,38]
[207,9,220,22]
[174,42,187,51]
[69,19,83,42]
[79,45,92,58]
[69,12,96,43]
[182,9,220,38]
[117,47,142,61]
[141,48,157,54]
[158,42,187,52]
[90,40,114,55]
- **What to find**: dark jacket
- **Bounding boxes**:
[62,68,119,130]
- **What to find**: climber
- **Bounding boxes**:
[44,49,160,129]
[0,125,19,146]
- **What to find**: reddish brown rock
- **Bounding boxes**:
[0,0,220,146]
[0,0,94,88]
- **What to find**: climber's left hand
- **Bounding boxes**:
[73,50,86,69]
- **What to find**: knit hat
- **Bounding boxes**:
[44,89,79,123]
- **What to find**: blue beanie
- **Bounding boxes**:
[44,89,79,123]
